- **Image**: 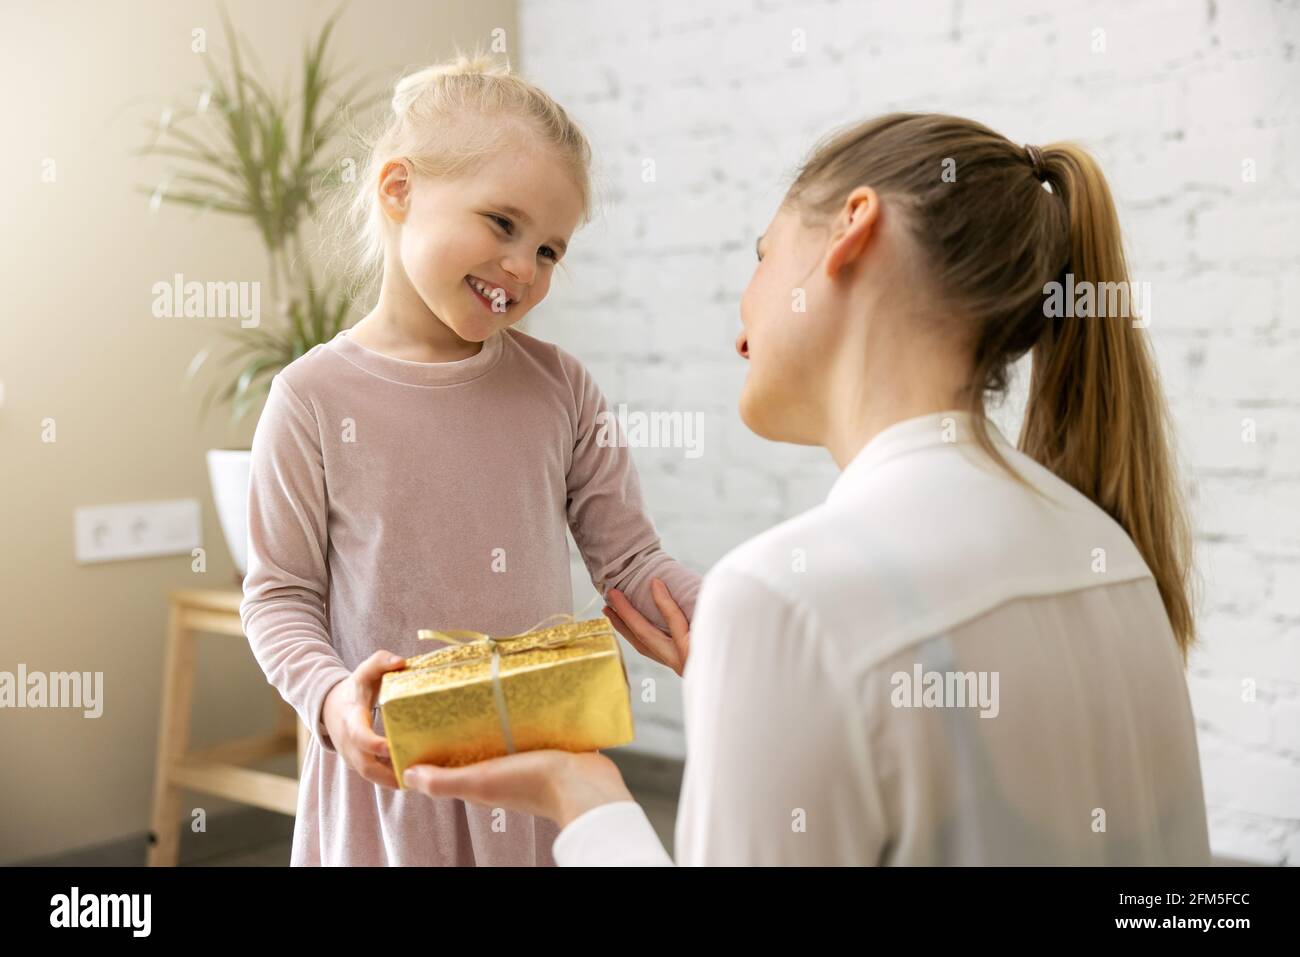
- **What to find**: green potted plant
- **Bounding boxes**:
[139,4,381,575]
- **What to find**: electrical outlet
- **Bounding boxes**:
[73,499,202,564]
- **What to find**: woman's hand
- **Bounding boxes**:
[604,577,691,676]
[321,650,407,789]
[402,749,634,828]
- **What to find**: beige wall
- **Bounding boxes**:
[0,0,517,862]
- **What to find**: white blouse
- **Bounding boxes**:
[552,411,1210,866]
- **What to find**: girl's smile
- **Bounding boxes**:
[465,275,518,312]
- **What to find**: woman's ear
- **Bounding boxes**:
[825,186,880,279]
[378,159,413,224]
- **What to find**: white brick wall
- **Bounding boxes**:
[521,0,1300,863]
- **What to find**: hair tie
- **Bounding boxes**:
[1024,144,1046,181]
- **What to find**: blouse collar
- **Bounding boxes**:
[827,410,1012,504]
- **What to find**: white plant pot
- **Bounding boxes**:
[207,449,252,577]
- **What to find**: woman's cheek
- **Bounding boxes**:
[741,262,770,312]
[737,364,783,442]
[737,370,763,435]
[739,324,780,416]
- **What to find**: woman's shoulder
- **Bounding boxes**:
[701,502,843,616]
[697,438,1156,666]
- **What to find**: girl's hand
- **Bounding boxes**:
[322,650,407,789]
[604,578,691,676]
[402,749,634,827]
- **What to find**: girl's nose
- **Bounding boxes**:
[502,255,536,286]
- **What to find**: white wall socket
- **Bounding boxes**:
[74,499,203,564]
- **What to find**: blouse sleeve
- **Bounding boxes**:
[552,564,889,866]
[551,801,674,866]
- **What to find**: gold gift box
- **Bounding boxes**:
[380,617,635,787]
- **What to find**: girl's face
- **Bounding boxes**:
[382,139,584,343]
[735,202,843,445]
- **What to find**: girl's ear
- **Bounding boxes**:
[378,159,414,224]
[825,186,880,279]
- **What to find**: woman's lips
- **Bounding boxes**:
[735,331,750,359]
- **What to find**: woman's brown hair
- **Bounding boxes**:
[785,113,1195,659]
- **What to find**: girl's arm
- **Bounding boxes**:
[563,358,702,628]
[239,374,353,752]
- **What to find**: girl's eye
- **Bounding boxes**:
[489,214,558,262]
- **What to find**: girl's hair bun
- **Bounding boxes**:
[390,52,509,118]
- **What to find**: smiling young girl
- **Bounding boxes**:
[238,54,700,866]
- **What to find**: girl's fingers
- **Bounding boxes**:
[359,728,392,759]
[348,652,407,717]
[354,650,407,690]
[348,709,392,758]
[357,753,399,789]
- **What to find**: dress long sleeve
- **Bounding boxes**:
[239,374,353,753]
[563,359,701,625]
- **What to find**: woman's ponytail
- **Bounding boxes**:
[1021,144,1196,658]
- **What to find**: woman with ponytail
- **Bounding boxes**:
[403,113,1211,866]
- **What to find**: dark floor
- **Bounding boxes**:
[17,749,684,867]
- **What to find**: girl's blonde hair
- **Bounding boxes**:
[786,113,1197,660]
[335,51,593,295]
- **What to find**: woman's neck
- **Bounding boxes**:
[823,401,954,469]
[822,338,972,470]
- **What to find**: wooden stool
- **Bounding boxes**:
[147,588,308,866]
